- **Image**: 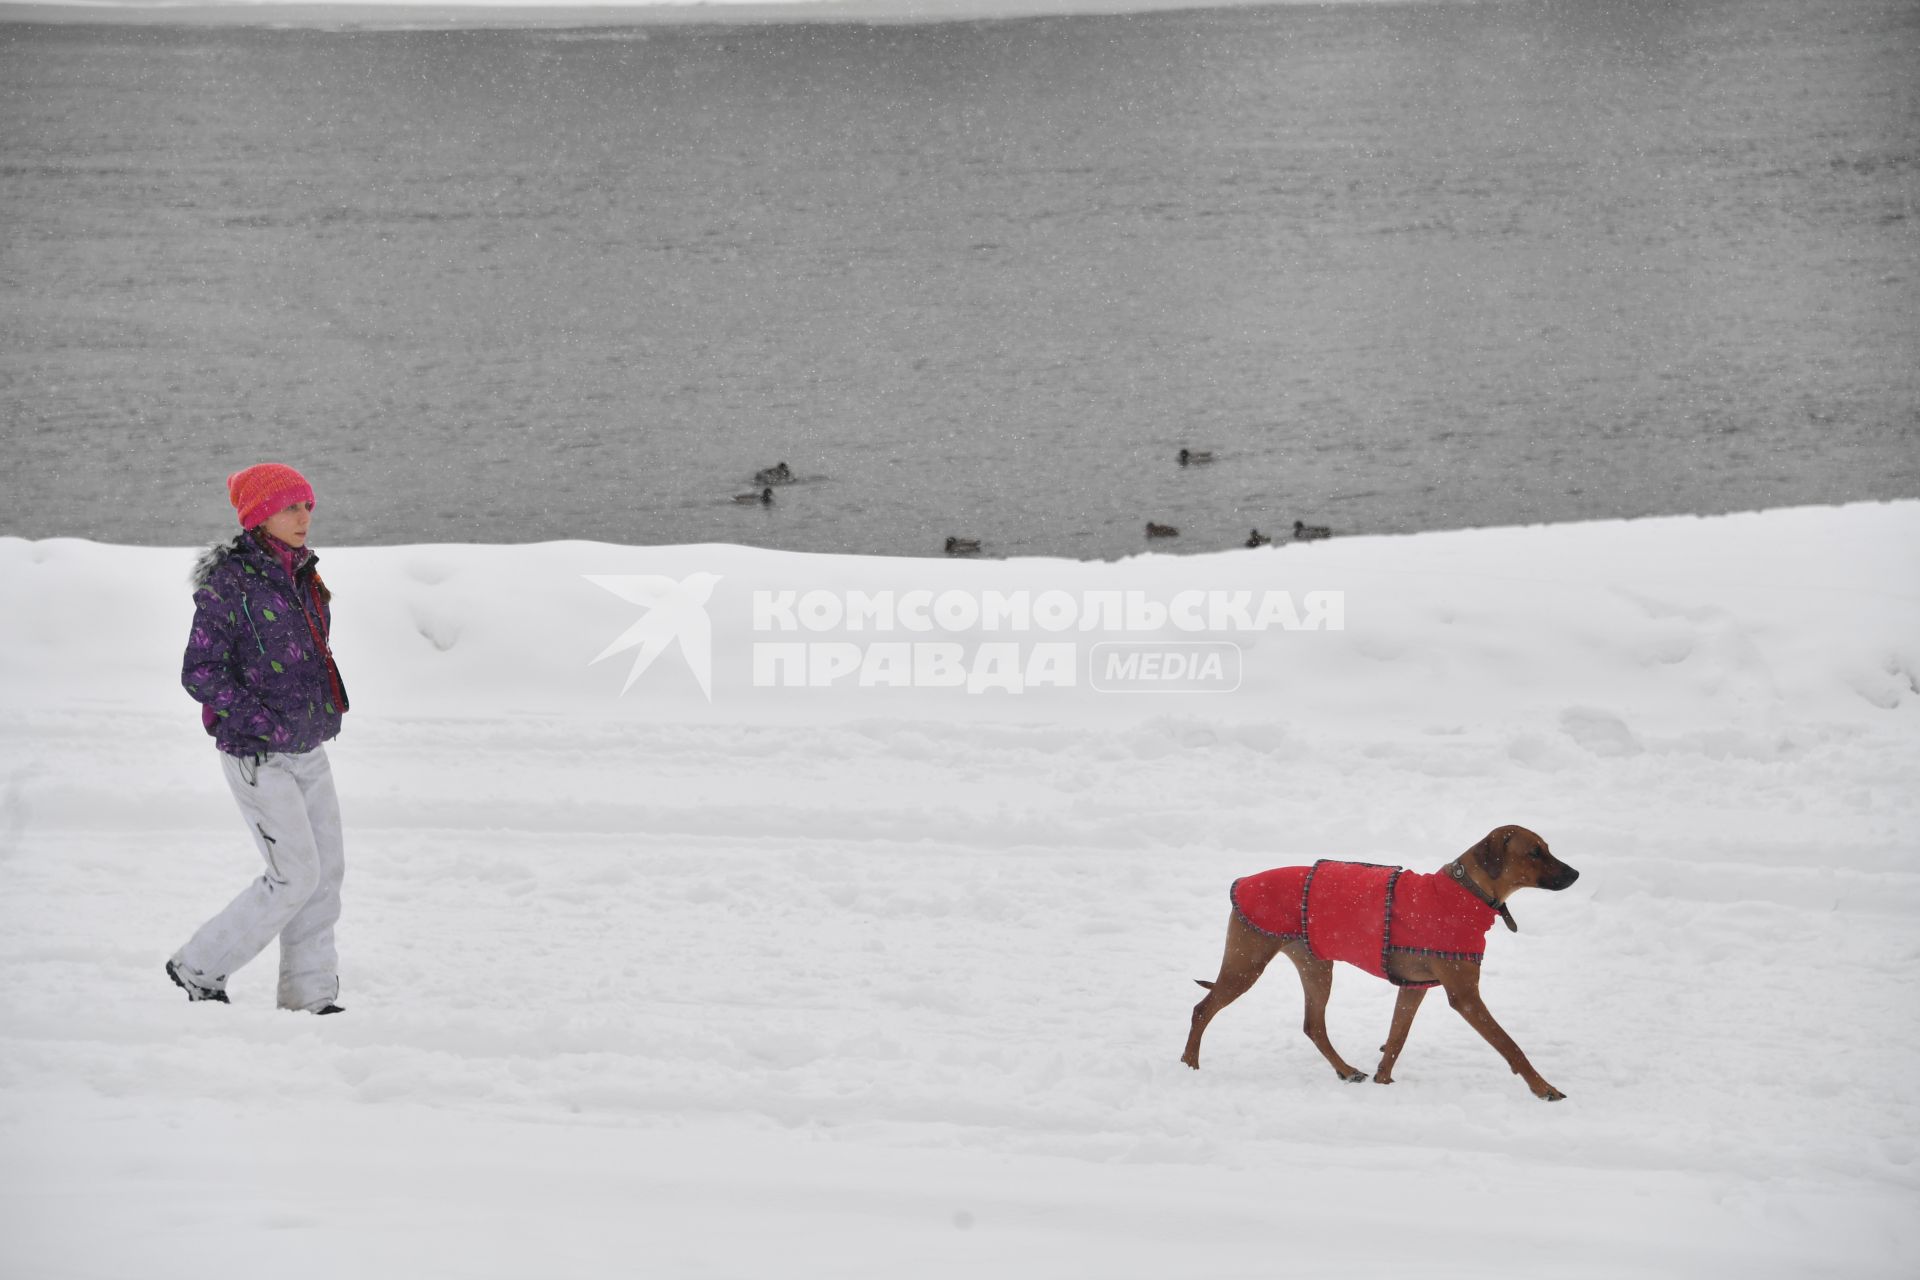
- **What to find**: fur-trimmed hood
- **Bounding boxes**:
[191,530,329,603]
[190,533,250,590]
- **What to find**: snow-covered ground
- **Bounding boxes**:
[2,503,1917,1277]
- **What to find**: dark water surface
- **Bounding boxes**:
[3,0,1916,556]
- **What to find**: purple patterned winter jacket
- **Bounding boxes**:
[182,532,349,757]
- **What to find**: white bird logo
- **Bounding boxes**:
[584,572,724,700]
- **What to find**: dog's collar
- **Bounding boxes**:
[1447,859,1518,932]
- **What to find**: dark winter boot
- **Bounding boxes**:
[166,959,230,1004]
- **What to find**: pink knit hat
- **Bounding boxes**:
[227,463,315,529]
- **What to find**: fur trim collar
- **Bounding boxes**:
[189,533,251,589]
[189,531,319,590]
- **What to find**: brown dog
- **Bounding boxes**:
[1181,825,1580,1100]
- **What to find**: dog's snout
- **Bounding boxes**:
[1544,864,1580,891]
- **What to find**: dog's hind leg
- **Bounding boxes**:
[1373,985,1429,1084]
[1281,943,1368,1083]
[1181,912,1281,1069]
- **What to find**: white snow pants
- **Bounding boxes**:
[173,746,344,1011]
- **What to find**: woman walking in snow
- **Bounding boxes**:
[167,463,351,1014]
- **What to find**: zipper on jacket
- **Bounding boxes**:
[240,595,268,655]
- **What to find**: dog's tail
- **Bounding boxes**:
[1193,979,1215,990]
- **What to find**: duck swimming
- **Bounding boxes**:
[753,462,795,486]
[1146,522,1180,538]
[1245,528,1272,548]
[945,536,982,555]
[735,488,774,505]
[1293,519,1331,541]
[1178,448,1214,467]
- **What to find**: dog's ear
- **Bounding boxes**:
[1476,829,1509,881]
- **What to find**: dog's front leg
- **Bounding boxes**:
[1373,985,1427,1084]
[1435,965,1565,1101]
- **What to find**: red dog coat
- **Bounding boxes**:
[1231,860,1498,988]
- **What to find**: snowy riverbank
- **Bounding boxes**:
[2,502,1917,1277]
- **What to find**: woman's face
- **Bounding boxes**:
[260,501,313,547]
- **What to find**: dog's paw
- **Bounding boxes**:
[1540,1088,1566,1102]
[1342,1070,1367,1083]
